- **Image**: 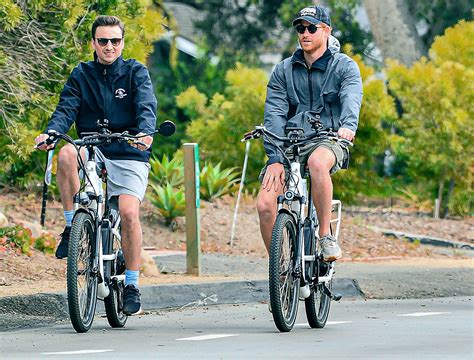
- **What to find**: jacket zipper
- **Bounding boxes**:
[330,106,335,130]
[103,68,109,121]
[307,68,313,110]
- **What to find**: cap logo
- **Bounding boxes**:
[300,7,317,17]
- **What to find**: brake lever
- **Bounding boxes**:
[241,130,261,142]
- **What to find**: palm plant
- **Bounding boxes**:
[147,183,185,226]
[199,162,240,201]
[149,154,184,188]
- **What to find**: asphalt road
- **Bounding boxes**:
[2,297,472,359]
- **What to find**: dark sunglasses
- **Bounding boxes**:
[295,24,321,34]
[96,38,122,47]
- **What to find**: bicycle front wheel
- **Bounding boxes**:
[67,212,98,333]
[269,212,299,332]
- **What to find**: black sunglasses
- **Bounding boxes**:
[96,38,123,47]
[295,24,321,34]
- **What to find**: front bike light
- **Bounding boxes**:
[284,191,294,201]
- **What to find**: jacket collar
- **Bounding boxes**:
[292,47,332,71]
[93,52,123,75]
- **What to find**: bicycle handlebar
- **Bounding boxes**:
[241,125,354,147]
[34,120,176,150]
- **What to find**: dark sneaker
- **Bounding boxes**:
[55,226,71,259]
[320,234,342,262]
[123,284,141,315]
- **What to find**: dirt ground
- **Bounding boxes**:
[0,192,472,297]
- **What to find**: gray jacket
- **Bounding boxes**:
[263,36,363,164]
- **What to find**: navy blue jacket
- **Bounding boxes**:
[46,53,157,162]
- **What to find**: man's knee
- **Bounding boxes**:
[119,196,140,225]
[307,149,335,177]
[257,192,277,221]
[57,144,78,169]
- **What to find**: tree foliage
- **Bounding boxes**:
[386,20,473,215]
[407,0,473,49]
[177,63,268,185]
[0,0,167,188]
[332,45,397,201]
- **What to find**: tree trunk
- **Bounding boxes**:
[362,0,427,66]
[443,179,455,218]
[435,180,444,219]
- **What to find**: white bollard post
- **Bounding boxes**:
[230,141,251,247]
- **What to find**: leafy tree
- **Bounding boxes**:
[176,0,372,68]
[408,0,473,49]
[332,45,397,201]
[386,20,473,216]
[148,39,228,156]
[0,0,167,189]
[177,63,268,185]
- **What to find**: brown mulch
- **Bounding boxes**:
[0,192,472,296]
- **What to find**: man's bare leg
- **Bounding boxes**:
[119,194,142,271]
[257,185,284,254]
[56,144,82,211]
[307,147,342,261]
[307,147,335,237]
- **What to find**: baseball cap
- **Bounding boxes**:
[292,6,331,27]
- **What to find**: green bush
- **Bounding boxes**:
[34,233,57,254]
[0,224,56,255]
[200,162,240,201]
[147,183,185,225]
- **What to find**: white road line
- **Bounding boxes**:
[295,321,352,327]
[177,334,238,341]
[398,312,451,317]
[42,350,113,355]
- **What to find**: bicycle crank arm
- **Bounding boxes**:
[323,283,342,301]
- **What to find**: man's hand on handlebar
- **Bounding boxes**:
[129,133,153,151]
[337,127,355,142]
[262,163,285,192]
[34,133,55,151]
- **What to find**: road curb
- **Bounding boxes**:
[0,278,363,322]
[370,226,474,250]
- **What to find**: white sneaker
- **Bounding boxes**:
[320,234,342,262]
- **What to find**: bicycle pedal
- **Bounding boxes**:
[333,294,342,301]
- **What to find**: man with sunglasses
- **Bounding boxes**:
[35,15,157,315]
[257,6,363,264]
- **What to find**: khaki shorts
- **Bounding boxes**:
[259,139,347,182]
[83,148,150,202]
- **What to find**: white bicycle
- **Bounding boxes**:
[37,120,175,332]
[243,121,350,332]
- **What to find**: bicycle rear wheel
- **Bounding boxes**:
[67,212,98,333]
[104,222,127,328]
[305,277,332,328]
[269,212,299,332]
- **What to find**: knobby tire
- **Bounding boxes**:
[269,212,299,332]
[67,212,98,333]
[305,279,332,328]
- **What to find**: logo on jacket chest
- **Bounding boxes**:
[114,88,127,99]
